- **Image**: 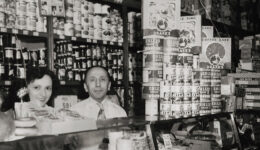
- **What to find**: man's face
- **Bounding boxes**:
[85,67,111,103]
[28,75,53,107]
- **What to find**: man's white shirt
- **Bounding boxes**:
[70,96,127,120]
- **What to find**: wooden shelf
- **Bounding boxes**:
[0,27,48,38]
[54,34,123,47]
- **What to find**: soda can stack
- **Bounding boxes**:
[143,35,164,118]
[199,68,211,115]
[211,69,222,114]
[192,70,200,116]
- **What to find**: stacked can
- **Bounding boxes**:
[35,0,47,32]
[211,69,222,114]
[192,69,200,116]
[110,9,123,42]
[5,0,16,29]
[143,35,164,118]
[199,68,211,115]
[128,12,136,44]
[0,2,5,28]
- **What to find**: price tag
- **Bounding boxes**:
[162,134,172,150]
[33,32,39,36]
[12,29,18,34]
[1,28,7,32]
[103,41,107,44]
[71,37,76,41]
[59,35,65,39]
[23,30,29,35]
[60,81,66,85]
[5,81,11,86]
[93,39,97,43]
[87,39,91,42]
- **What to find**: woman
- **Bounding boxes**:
[2,67,59,118]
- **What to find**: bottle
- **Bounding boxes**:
[15,49,22,65]
[21,47,29,65]
[0,35,4,63]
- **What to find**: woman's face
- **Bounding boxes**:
[27,75,53,107]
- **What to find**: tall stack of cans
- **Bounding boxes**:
[142,36,163,118]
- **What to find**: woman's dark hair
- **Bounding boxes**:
[1,67,59,111]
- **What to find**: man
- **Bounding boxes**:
[70,66,127,120]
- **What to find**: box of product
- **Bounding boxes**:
[142,0,180,37]
[200,38,231,69]
[179,15,201,54]
[202,26,214,38]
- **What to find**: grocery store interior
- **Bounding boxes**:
[0,0,260,150]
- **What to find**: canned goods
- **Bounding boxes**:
[16,1,27,16]
[192,70,200,85]
[0,12,5,27]
[192,84,200,102]
[75,24,82,37]
[94,28,102,40]
[93,3,102,14]
[81,1,88,17]
[0,1,5,13]
[88,14,94,28]
[36,17,45,32]
[160,81,171,101]
[175,64,184,84]
[6,14,16,28]
[211,69,221,85]
[163,64,175,82]
[142,82,160,100]
[163,52,178,66]
[193,55,199,69]
[82,16,89,25]
[102,29,111,41]
[102,17,110,30]
[88,2,94,14]
[200,102,211,115]
[17,15,26,29]
[183,85,192,101]
[73,11,81,25]
[171,85,183,103]
[200,85,211,101]
[171,103,183,118]
[143,51,163,68]
[101,5,110,15]
[160,100,171,118]
[26,0,37,17]
[93,15,102,29]
[192,102,200,116]
[200,68,211,86]
[183,65,192,84]
[183,102,192,117]
[143,35,164,52]
[65,8,73,21]
[64,22,74,36]
[163,37,179,53]
[26,16,36,31]
[145,99,158,116]
[143,67,163,83]
[211,100,222,114]
[73,0,81,11]
[177,53,193,66]
[89,27,94,39]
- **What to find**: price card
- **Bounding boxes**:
[54,95,78,110]
[71,37,76,41]
[93,39,97,43]
[5,80,11,86]
[33,32,39,36]
[1,28,7,32]
[60,81,66,85]
[23,30,29,35]
[87,39,91,42]
[162,134,172,150]
[12,29,18,34]
[103,41,107,44]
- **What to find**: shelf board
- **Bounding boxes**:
[54,34,123,47]
[60,80,123,87]
[0,27,48,38]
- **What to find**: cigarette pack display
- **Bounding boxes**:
[200,38,231,69]
[142,0,180,37]
[179,15,201,54]
[202,26,214,38]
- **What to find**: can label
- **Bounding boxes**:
[171,103,183,118]
[183,102,192,117]
[93,15,102,29]
[142,83,160,100]
[192,70,200,85]
[26,1,37,17]
[18,15,26,30]
[200,85,211,100]
[183,65,192,84]
[160,100,171,118]
[5,48,13,58]
[211,85,221,95]
[163,37,179,53]
[192,102,200,116]
[200,68,211,85]
[192,85,200,102]
[144,36,164,51]
[200,102,211,115]
[0,12,5,27]
[177,53,193,66]
[183,85,192,101]
[163,52,178,66]
[27,17,36,31]
[163,63,175,81]
[143,51,163,68]
[175,64,184,84]
[160,81,171,101]
[145,99,158,116]
[143,68,163,82]
[171,85,183,103]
